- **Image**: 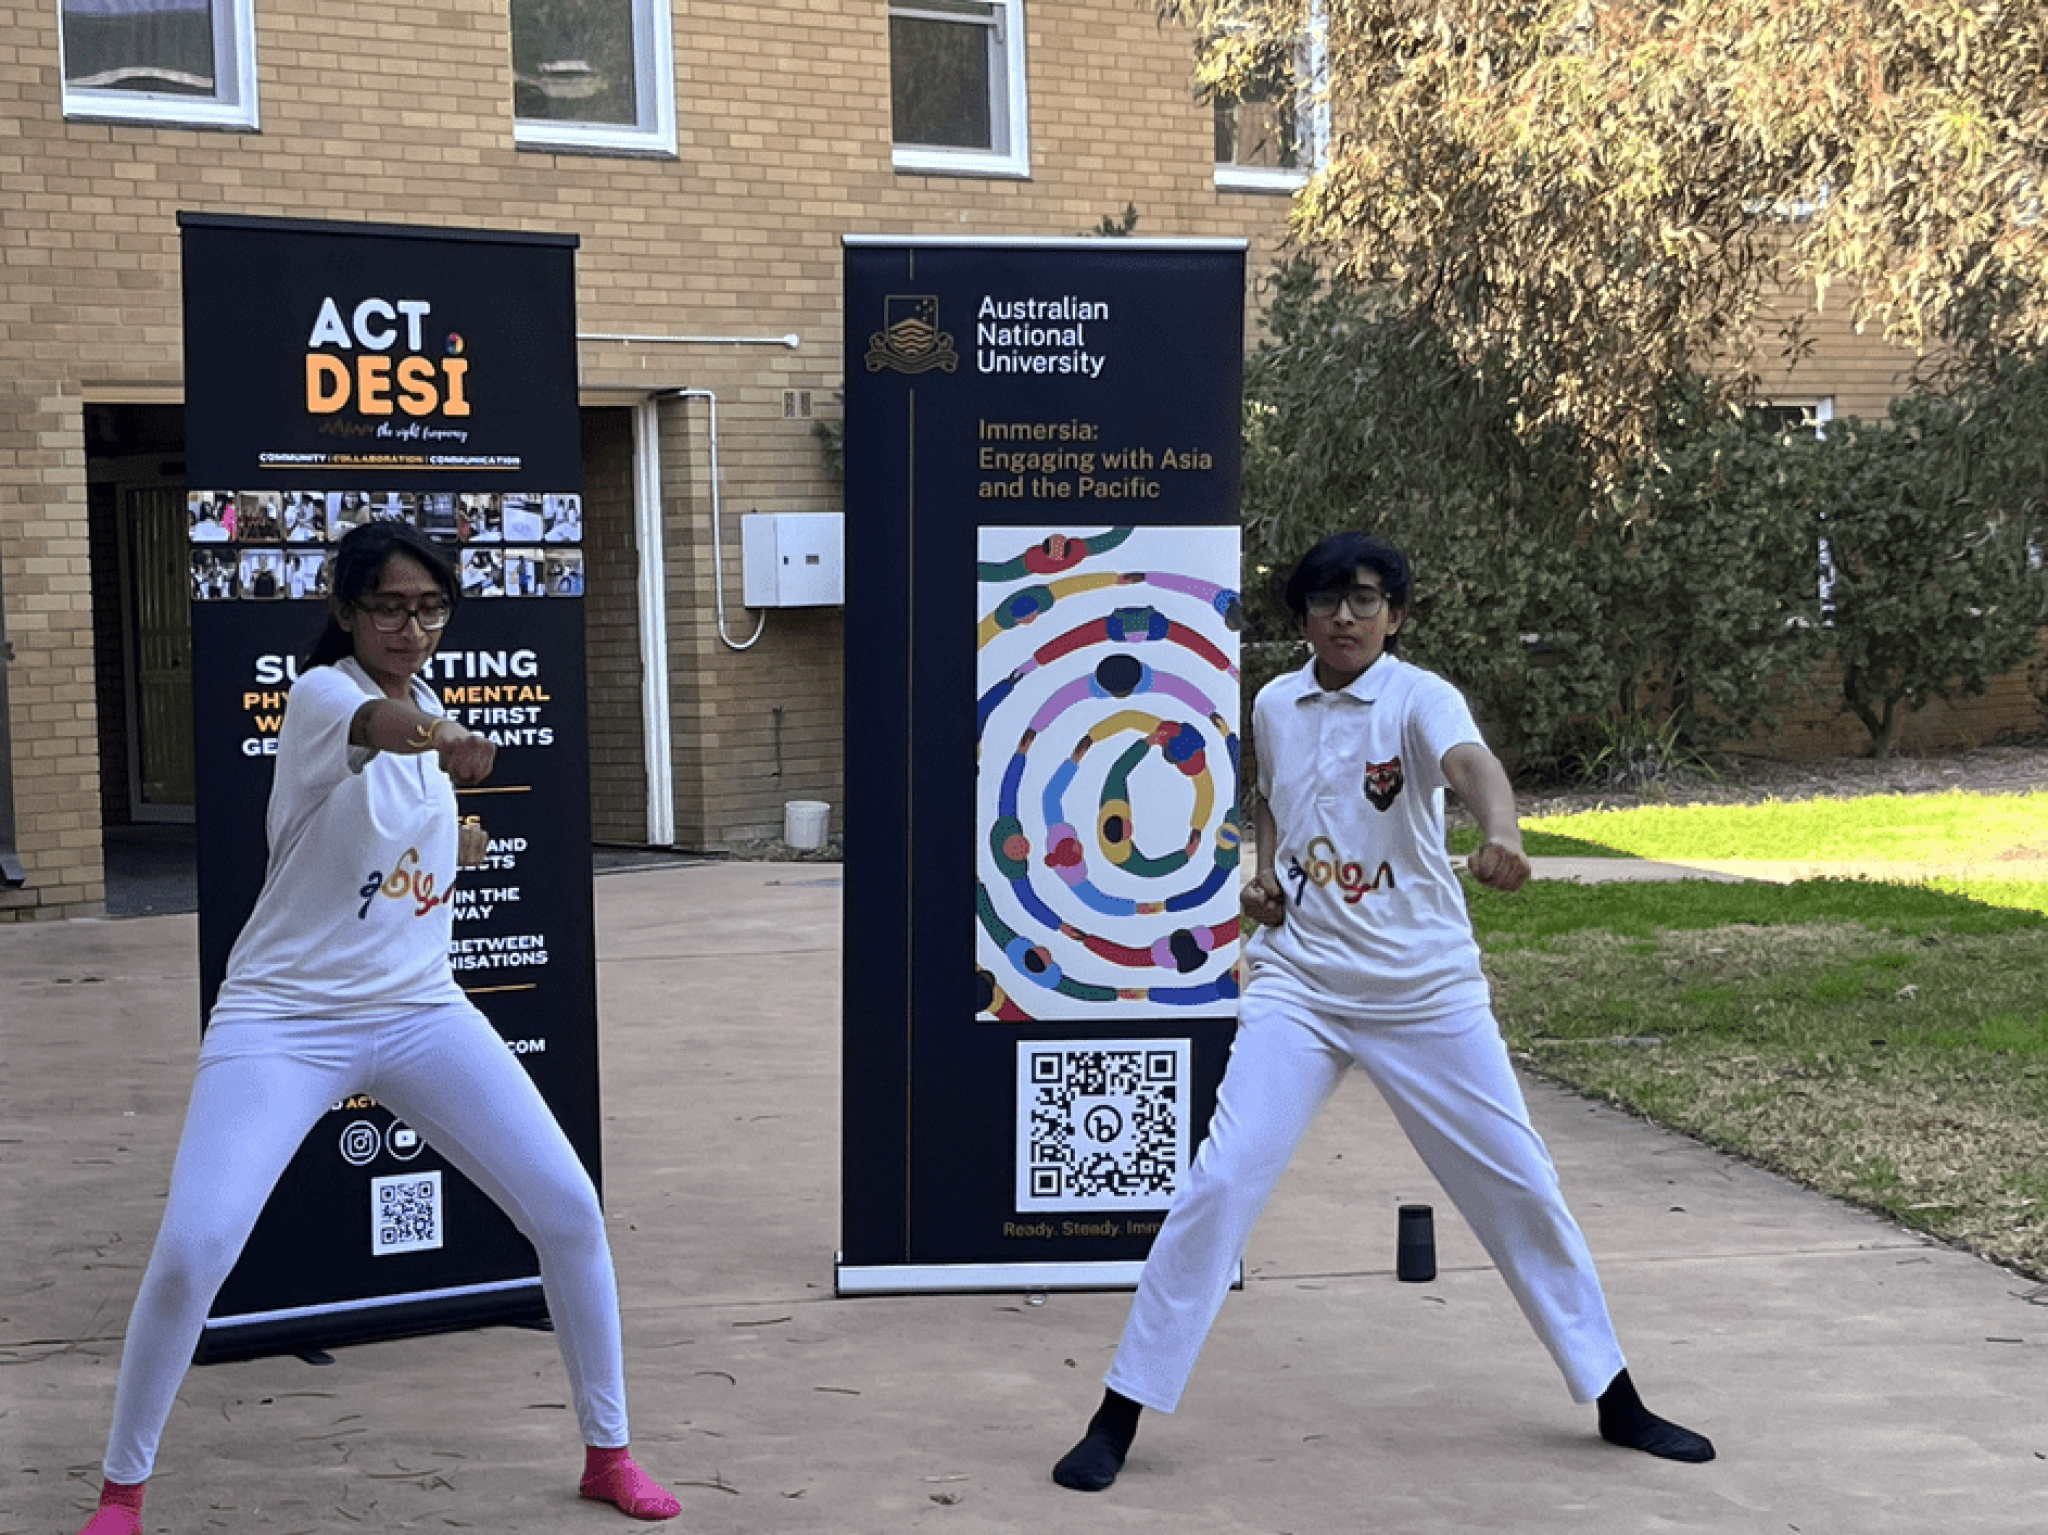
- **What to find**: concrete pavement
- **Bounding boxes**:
[5,859,2046,1534]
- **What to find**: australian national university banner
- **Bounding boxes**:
[839,237,1249,1294]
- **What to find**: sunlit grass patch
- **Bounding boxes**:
[1451,788,2048,912]
[1925,873,2048,916]
[1521,788,2048,865]
[1473,881,2048,1279]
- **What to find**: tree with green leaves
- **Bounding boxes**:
[1239,260,2047,768]
[1236,258,1615,770]
[1786,385,2047,757]
[1239,260,1825,774]
[1168,0,2048,472]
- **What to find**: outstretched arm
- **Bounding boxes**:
[347,699,497,786]
[1442,741,1530,893]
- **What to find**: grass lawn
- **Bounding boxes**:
[1524,788,2047,863]
[1461,791,2048,1280]
[1452,788,2048,913]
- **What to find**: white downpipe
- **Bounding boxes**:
[633,397,675,848]
[664,389,766,653]
[633,388,769,846]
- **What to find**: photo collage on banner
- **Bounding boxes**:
[186,489,584,612]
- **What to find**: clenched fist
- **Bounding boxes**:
[1241,869,1288,928]
[1466,840,1531,893]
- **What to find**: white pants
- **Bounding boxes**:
[1106,993,1628,1413]
[101,1001,628,1485]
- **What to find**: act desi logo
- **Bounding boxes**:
[303,295,472,421]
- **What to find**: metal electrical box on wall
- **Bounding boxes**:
[742,512,845,607]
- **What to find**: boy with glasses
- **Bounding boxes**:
[1052,531,1714,1492]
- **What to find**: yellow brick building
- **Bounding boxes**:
[0,0,2022,919]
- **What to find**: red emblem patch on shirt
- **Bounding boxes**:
[1363,755,1404,812]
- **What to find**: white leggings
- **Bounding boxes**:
[1106,993,1628,1414]
[102,1001,627,1485]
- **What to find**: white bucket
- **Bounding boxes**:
[783,800,831,850]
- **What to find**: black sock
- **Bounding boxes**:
[1052,1388,1143,1491]
[1597,1369,1715,1462]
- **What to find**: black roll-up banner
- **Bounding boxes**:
[838,238,1248,1293]
[179,212,596,1359]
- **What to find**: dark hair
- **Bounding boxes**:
[1282,531,1413,613]
[1278,531,1414,654]
[304,521,461,668]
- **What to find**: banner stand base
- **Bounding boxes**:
[834,1256,1242,1297]
[196,1279,546,1364]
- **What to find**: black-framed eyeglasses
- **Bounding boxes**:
[1304,585,1388,620]
[356,597,452,633]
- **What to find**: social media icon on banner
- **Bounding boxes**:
[339,1121,380,1167]
[386,1121,425,1162]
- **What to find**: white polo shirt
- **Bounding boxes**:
[1245,652,1492,1020]
[210,658,466,1025]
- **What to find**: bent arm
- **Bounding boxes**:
[1241,794,1287,927]
[1441,741,1529,892]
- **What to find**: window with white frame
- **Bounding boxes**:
[60,0,258,129]
[890,0,1030,178]
[512,0,676,155]
[1212,2,1327,190]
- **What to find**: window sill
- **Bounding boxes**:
[893,146,1031,181]
[514,122,677,159]
[63,97,258,131]
[1214,166,1309,194]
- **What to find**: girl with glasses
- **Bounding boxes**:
[73,521,680,1534]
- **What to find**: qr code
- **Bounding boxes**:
[1017,1041,1189,1212]
[371,1170,443,1256]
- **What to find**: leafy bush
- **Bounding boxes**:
[1239,259,1614,768]
[1598,405,1825,757]
[1798,388,2046,756]
[1239,259,2048,769]
[1241,261,1811,772]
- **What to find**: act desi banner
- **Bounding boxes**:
[180,212,597,1361]
[181,213,579,491]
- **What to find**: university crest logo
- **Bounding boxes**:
[865,295,959,374]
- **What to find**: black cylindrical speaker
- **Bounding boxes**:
[1396,1203,1436,1282]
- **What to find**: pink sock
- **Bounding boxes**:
[580,1446,681,1521]
[77,1480,145,1535]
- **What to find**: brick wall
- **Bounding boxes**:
[1,384,103,920]
[1754,284,1925,423]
